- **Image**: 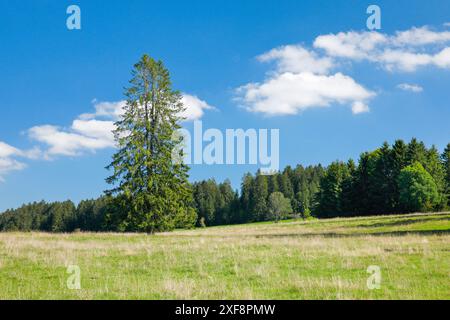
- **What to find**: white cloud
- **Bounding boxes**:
[314,31,387,60]
[29,124,115,157]
[81,95,213,123]
[434,47,450,68]
[397,83,424,93]
[378,49,434,72]
[351,101,370,114]
[0,141,20,158]
[237,72,374,115]
[392,26,450,46]
[237,40,375,116]
[313,26,450,72]
[180,94,214,121]
[0,141,27,181]
[79,100,126,121]
[29,94,213,158]
[257,45,334,74]
[238,24,450,116]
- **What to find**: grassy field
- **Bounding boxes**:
[0,212,449,300]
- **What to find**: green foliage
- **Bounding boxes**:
[190,165,323,226]
[398,162,440,212]
[192,179,240,226]
[251,173,269,221]
[268,192,293,222]
[314,161,351,217]
[442,144,450,206]
[314,139,448,218]
[105,54,195,233]
[2,137,448,232]
[0,199,109,232]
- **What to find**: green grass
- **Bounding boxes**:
[0,212,449,299]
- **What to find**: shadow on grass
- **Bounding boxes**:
[254,229,450,239]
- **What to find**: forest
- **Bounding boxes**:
[1,138,449,232]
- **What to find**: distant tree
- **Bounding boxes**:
[105,54,195,233]
[391,139,408,211]
[268,174,279,195]
[341,159,357,214]
[398,162,440,212]
[193,180,218,226]
[293,183,310,216]
[278,171,294,199]
[314,161,350,217]
[76,197,110,231]
[251,173,269,221]
[192,179,240,226]
[406,138,427,166]
[441,143,450,208]
[268,192,293,222]
[424,145,447,209]
[42,201,76,232]
[240,173,254,221]
[216,180,237,225]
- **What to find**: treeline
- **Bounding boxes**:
[315,139,450,217]
[192,165,324,226]
[1,139,449,232]
[0,198,110,232]
[0,165,324,232]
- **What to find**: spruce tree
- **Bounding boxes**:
[425,145,446,209]
[314,161,349,217]
[106,54,195,233]
[392,139,408,211]
[240,173,254,220]
[251,173,269,221]
[442,143,450,208]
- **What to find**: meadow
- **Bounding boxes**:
[0,212,449,300]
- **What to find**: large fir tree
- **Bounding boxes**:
[106,54,196,233]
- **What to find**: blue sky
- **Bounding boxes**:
[1,0,450,211]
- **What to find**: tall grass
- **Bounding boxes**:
[0,212,448,299]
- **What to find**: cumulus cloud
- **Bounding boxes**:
[392,27,450,46]
[180,94,214,121]
[257,45,334,74]
[0,141,27,181]
[28,124,115,157]
[434,47,450,68]
[237,72,374,115]
[237,43,374,116]
[314,26,450,72]
[237,24,450,116]
[0,141,20,159]
[29,94,213,158]
[78,100,126,121]
[378,50,434,72]
[351,101,370,114]
[397,83,424,93]
[314,31,387,60]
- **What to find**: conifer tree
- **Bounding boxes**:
[251,173,269,221]
[442,144,450,208]
[106,54,195,233]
